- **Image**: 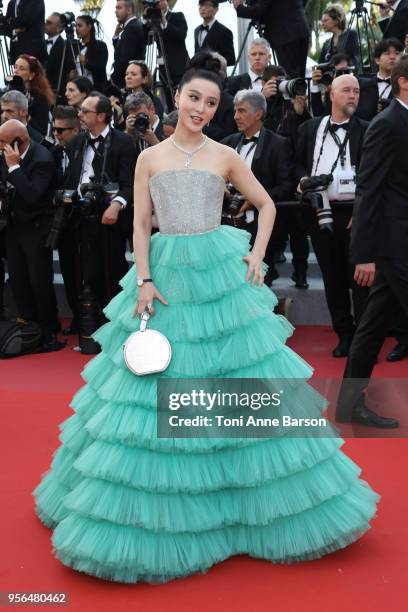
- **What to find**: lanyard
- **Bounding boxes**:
[313,119,350,175]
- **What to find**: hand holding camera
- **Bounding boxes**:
[262,79,278,99]
[126,113,159,146]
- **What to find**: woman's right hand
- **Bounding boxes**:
[133,283,168,318]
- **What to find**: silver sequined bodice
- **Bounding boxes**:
[149,169,225,235]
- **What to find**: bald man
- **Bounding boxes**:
[0,119,63,351]
[296,75,372,365]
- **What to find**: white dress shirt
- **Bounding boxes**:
[237,131,260,223]
[248,69,264,93]
[198,19,216,47]
[312,116,354,201]
[46,35,59,55]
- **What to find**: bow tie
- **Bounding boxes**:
[46,39,53,47]
[330,121,350,132]
[88,134,105,147]
[200,25,209,31]
[377,77,390,83]
[242,136,259,145]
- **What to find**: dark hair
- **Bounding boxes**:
[262,64,286,80]
[76,14,104,45]
[332,53,351,67]
[69,76,93,96]
[88,91,112,123]
[53,105,81,128]
[179,51,223,93]
[391,54,408,95]
[17,55,54,106]
[374,37,403,59]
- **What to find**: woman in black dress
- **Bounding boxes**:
[75,15,108,93]
[13,55,54,136]
[319,4,358,68]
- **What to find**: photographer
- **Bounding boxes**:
[262,64,311,148]
[111,0,146,90]
[0,119,61,351]
[296,75,369,358]
[226,37,271,96]
[124,91,164,154]
[44,12,75,100]
[379,0,408,46]
[4,0,46,64]
[222,90,299,286]
[1,90,43,143]
[12,54,54,137]
[194,1,235,67]
[310,53,353,117]
[64,92,136,311]
[51,106,81,336]
[74,15,109,93]
[232,0,310,77]
[142,0,189,110]
[318,4,358,69]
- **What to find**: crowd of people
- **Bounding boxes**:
[0,0,408,362]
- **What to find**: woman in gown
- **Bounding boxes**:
[33,55,379,584]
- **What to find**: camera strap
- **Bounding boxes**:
[314,118,351,175]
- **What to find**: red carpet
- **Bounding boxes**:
[1,326,407,612]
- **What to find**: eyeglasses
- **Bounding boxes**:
[53,126,74,134]
[79,107,98,115]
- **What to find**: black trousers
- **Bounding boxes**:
[58,222,81,325]
[391,306,408,344]
[265,207,309,274]
[79,220,129,310]
[5,217,59,334]
[0,233,5,313]
[273,36,309,78]
[309,208,370,337]
[336,257,408,420]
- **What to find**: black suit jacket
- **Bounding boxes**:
[5,0,46,64]
[112,18,146,89]
[84,40,109,93]
[1,140,56,225]
[379,0,408,45]
[236,0,309,46]
[350,99,408,263]
[64,128,137,209]
[45,36,75,94]
[222,127,295,203]
[194,21,235,66]
[318,30,359,68]
[295,116,369,182]
[225,73,252,98]
[144,12,189,84]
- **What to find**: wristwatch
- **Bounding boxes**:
[137,277,153,287]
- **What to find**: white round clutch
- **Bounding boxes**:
[123,312,172,376]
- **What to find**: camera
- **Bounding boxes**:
[60,11,76,36]
[47,182,119,248]
[276,77,307,99]
[224,184,244,217]
[315,63,355,87]
[0,75,26,96]
[129,113,150,134]
[300,174,334,232]
[142,0,162,25]
[0,181,13,232]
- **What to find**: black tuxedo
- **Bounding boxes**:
[5,0,46,64]
[225,73,252,98]
[235,0,310,76]
[111,18,146,89]
[379,0,408,45]
[222,128,308,275]
[83,40,109,93]
[2,140,59,334]
[64,128,136,309]
[337,99,408,420]
[194,20,235,66]
[203,90,236,142]
[296,116,370,337]
[45,36,75,98]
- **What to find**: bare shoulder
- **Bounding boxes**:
[206,138,239,173]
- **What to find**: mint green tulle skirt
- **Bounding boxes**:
[33,225,379,584]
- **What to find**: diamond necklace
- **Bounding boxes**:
[170,135,208,168]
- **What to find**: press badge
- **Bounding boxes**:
[337,167,356,195]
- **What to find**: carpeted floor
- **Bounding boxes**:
[0,326,407,612]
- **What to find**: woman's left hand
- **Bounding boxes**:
[243,252,264,287]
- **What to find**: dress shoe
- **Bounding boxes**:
[273,251,286,264]
[264,268,279,287]
[291,271,309,289]
[386,343,408,362]
[349,406,399,428]
[332,335,353,358]
[63,324,78,336]
[40,334,66,353]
